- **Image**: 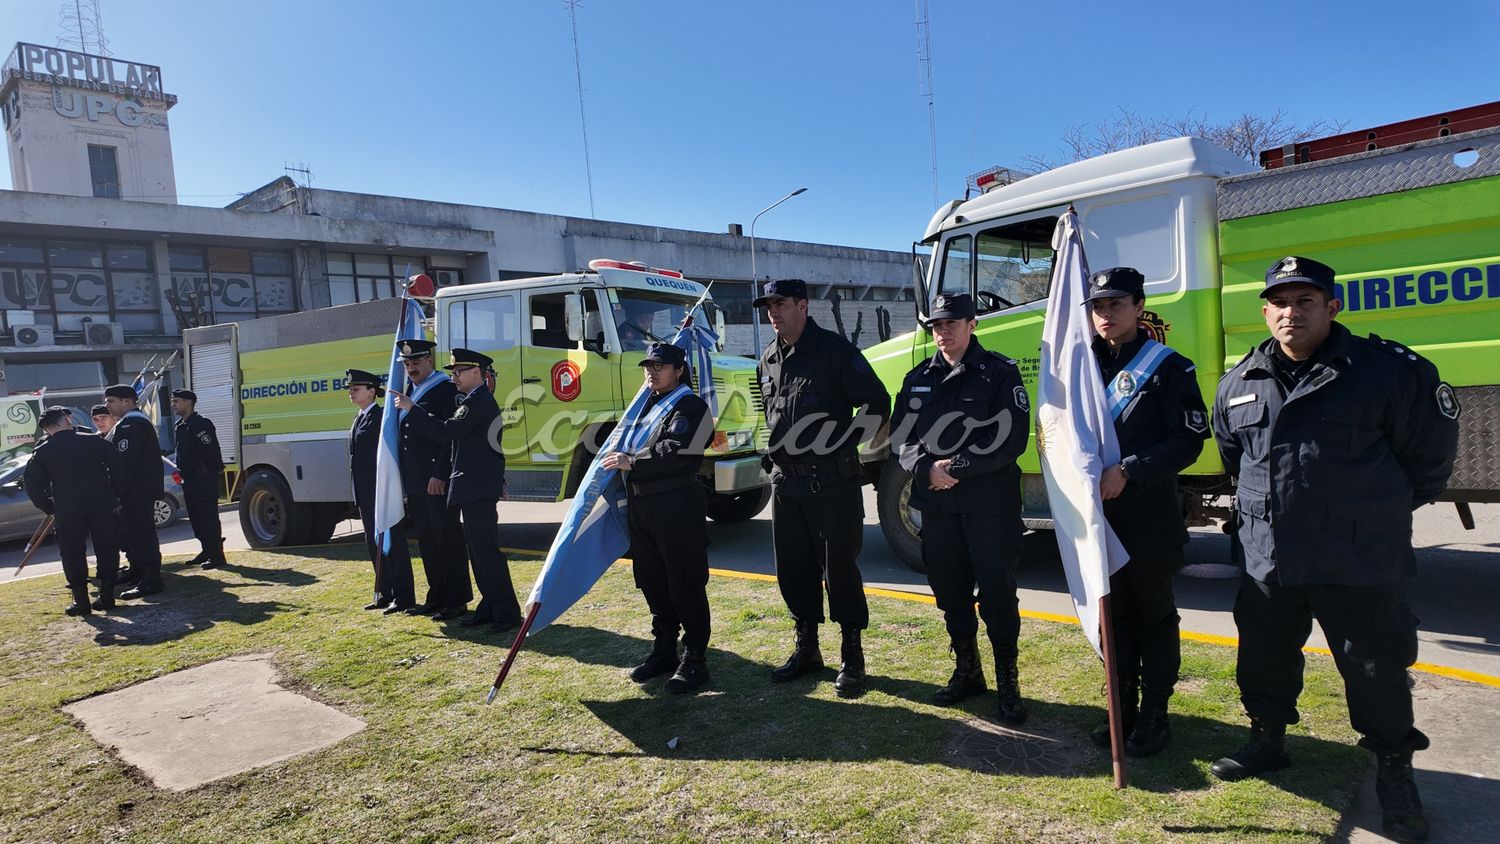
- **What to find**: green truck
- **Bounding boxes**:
[863,127,1500,570]
[184,260,770,548]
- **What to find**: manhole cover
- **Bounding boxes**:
[946,719,1083,776]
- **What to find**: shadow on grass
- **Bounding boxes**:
[82,568,292,647]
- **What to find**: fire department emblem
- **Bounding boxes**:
[1139,310,1171,344]
[551,360,582,402]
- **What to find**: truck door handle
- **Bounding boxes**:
[522,377,541,384]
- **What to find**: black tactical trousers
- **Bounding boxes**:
[181,478,223,553]
[119,497,162,585]
[772,483,868,629]
[408,492,471,609]
[921,511,1022,647]
[358,504,415,606]
[57,506,119,589]
[459,499,520,625]
[1234,574,1427,753]
[1107,546,1183,691]
[628,484,711,651]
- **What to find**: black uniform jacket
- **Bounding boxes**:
[399,373,459,497]
[105,412,164,504]
[624,390,710,495]
[173,412,224,483]
[892,338,1029,515]
[349,403,383,511]
[1094,333,1209,554]
[404,383,504,508]
[25,429,126,516]
[1214,322,1458,586]
[757,318,890,494]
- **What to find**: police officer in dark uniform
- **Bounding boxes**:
[90,404,116,436]
[393,349,521,632]
[603,343,714,693]
[347,369,416,613]
[104,384,165,599]
[1082,268,1209,755]
[1211,256,1458,842]
[756,278,891,697]
[892,294,1032,724]
[394,339,473,620]
[25,407,126,616]
[170,389,227,569]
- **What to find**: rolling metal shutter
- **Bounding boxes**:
[188,340,238,463]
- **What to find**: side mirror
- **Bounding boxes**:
[563,293,584,344]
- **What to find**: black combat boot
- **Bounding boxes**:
[665,648,710,694]
[992,642,1028,725]
[1375,750,1429,842]
[201,544,228,570]
[629,638,679,683]
[933,636,987,706]
[1090,678,1138,749]
[833,626,865,698]
[116,567,140,586]
[1210,718,1291,781]
[64,585,92,617]
[90,580,116,611]
[1125,685,1172,757]
[771,621,824,682]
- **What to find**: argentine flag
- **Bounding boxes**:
[375,297,425,553]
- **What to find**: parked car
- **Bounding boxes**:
[0,452,187,543]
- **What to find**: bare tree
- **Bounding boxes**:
[1025,107,1347,170]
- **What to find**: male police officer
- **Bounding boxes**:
[90,404,115,436]
[347,369,417,613]
[892,293,1032,723]
[756,278,890,697]
[25,407,126,616]
[1083,268,1209,756]
[395,339,473,620]
[171,389,227,569]
[393,349,521,632]
[1212,256,1458,842]
[602,343,714,693]
[104,384,165,599]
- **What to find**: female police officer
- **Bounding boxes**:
[601,343,713,694]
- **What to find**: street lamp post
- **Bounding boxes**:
[749,186,807,352]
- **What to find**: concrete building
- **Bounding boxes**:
[0,41,919,408]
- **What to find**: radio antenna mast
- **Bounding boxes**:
[914,0,938,208]
[564,0,597,219]
[57,0,109,55]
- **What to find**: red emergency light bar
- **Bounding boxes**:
[587,259,684,278]
[1259,100,1500,169]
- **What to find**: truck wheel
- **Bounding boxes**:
[875,458,925,573]
[239,469,310,548]
[706,487,772,523]
[304,503,349,546]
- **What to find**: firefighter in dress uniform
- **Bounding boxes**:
[103,384,165,599]
[346,369,417,613]
[1210,256,1458,842]
[170,389,228,569]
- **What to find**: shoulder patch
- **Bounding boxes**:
[117,438,129,452]
[198,431,212,445]
[1185,408,1208,433]
[668,415,691,435]
[1436,382,1461,420]
[1012,385,1030,413]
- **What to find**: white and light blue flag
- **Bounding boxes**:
[375,297,425,553]
[1036,209,1130,657]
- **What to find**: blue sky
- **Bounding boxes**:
[3,0,1498,252]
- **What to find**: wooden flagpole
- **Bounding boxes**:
[486,602,542,704]
[1099,593,1129,788]
[14,514,55,577]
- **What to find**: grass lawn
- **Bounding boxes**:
[0,545,1366,843]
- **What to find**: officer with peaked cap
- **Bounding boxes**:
[1083,267,1209,756]
[25,407,127,616]
[102,384,165,598]
[393,349,520,632]
[602,342,714,693]
[756,278,891,698]
[891,293,1032,723]
[346,369,416,613]
[1211,256,1458,841]
[170,388,227,569]
[394,338,473,620]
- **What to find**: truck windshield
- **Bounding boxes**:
[613,290,718,351]
[974,215,1057,313]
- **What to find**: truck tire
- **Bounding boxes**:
[706,486,772,523]
[239,469,311,548]
[875,457,925,573]
[304,503,350,546]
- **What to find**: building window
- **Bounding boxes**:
[0,235,161,334]
[87,145,121,199]
[324,252,427,304]
[167,246,298,328]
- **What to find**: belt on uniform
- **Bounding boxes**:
[627,475,695,497]
[773,455,858,479]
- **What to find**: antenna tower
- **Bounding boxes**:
[564,0,597,219]
[57,0,109,55]
[915,0,938,208]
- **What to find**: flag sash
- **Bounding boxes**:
[1105,338,1171,421]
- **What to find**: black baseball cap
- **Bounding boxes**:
[752,278,809,308]
[171,388,198,402]
[639,343,687,368]
[443,348,494,371]
[103,384,137,400]
[1084,267,1145,303]
[1262,256,1337,298]
[397,339,437,359]
[926,293,976,323]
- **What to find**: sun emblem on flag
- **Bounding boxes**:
[1035,413,1060,457]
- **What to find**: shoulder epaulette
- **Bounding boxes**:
[1367,333,1429,367]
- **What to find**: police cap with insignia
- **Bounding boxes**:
[1262,255,1337,298]
[39,405,72,428]
[926,292,976,323]
[103,384,138,400]
[397,338,437,360]
[90,404,109,417]
[171,388,197,402]
[1084,267,1145,303]
[639,342,687,368]
[345,369,384,391]
[751,278,809,308]
[443,348,494,371]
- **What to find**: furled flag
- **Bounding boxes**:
[1036,208,1130,657]
[375,297,425,553]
